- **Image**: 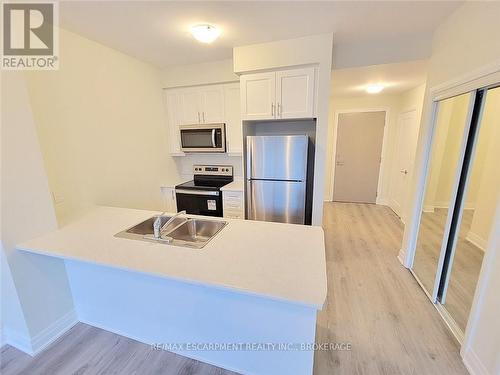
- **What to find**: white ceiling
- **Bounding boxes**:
[331,60,428,97]
[59,1,462,69]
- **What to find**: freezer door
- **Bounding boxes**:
[247,135,308,180]
[247,180,306,224]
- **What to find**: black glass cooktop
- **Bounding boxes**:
[176,176,232,191]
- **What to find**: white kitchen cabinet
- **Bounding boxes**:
[163,91,184,155]
[222,190,244,219]
[199,85,225,123]
[240,72,276,120]
[164,82,241,156]
[178,88,201,125]
[161,186,178,213]
[240,67,316,121]
[276,67,315,119]
[178,86,225,125]
[223,83,242,154]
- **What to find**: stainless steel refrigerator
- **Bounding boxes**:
[246,135,308,224]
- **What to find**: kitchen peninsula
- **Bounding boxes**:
[17,206,327,375]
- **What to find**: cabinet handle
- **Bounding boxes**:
[278,103,281,117]
[198,112,201,123]
[271,103,275,117]
[203,111,205,123]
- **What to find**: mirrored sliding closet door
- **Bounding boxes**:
[440,86,500,333]
[411,85,500,338]
[412,92,474,299]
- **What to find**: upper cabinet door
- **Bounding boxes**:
[240,72,276,120]
[178,88,201,125]
[276,67,315,119]
[200,86,225,123]
[223,83,242,154]
[163,90,184,155]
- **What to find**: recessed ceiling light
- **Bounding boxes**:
[365,84,384,94]
[190,24,221,44]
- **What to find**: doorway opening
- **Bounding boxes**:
[332,111,386,203]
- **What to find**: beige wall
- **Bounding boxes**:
[1,72,74,351]
[402,3,500,374]
[25,28,179,226]
[423,94,471,209]
[161,59,238,88]
[326,83,426,215]
[468,88,500,246]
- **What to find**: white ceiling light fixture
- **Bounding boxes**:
[365,84,384,94]
[190,24,221,44]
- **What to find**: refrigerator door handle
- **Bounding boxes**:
[246,137,252,178]
[246,180,251,219]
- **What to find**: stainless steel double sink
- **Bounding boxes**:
[115,215,227,249]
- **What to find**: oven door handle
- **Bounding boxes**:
[176,189,220,196]
[211,129,216,148]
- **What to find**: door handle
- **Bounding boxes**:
[277,103,281,117]
[246,180,252,219]
[202,111,205,123]
[197,112,201,123]
[211,129,216,148]
[176,189,219,196]
[336,161,345,166]
[400,169,408,175]
[271,103,275,117]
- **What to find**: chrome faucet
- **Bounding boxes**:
[153,210,187,239]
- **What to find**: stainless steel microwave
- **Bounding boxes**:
[179,123,226,153]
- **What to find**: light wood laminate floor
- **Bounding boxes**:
[1,203,468,375]
[1,323,237,375]
[314,202,468,375]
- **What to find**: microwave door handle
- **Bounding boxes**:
[211,129,216,148]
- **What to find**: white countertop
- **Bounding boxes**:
[220,180,244,192]
[17,206,327,308]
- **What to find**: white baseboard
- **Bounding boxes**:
[3,309,78,356]
[0,328,5,349]
[397,249,408,268]
[3,327,32,354]
[31,309,78,355]
[462,347,490,375]
[433,201,450,209]
[376,197,390,206]
[466,231,487,252]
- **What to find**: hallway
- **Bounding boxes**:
[314,202,468,374]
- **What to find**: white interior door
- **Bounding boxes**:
[240,72,276,120]
[276,67,315,119]
[333,111,386,203]
[391,110,418,221]
[200,86,225,123]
